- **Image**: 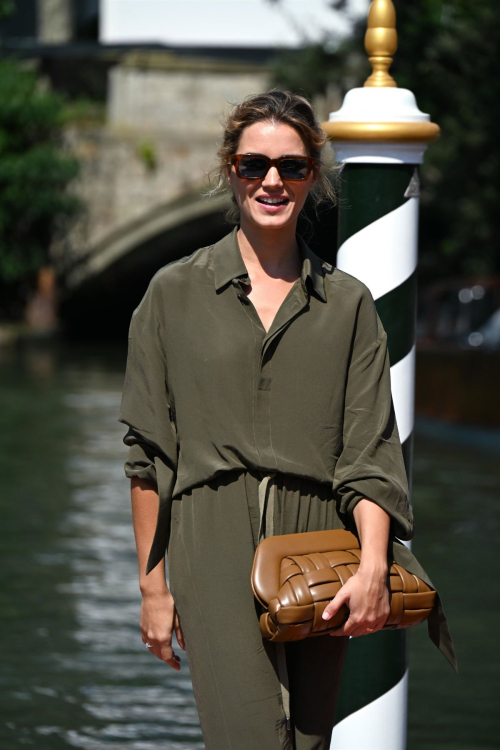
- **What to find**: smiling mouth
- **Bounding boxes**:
[256,197,289,205]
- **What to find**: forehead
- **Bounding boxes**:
[238,121,308,155]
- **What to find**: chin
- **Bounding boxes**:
[248,210,297,230]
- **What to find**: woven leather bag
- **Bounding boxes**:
[251,528,436,642]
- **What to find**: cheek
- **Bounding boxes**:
[229,175,245,202]
[292,183,312,207]
[235,183,254,208]
[228,178,242,206]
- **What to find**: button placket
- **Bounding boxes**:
[259,283,309,365]
[252,283,310,467]
[232,277,264,332]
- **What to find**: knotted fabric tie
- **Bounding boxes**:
[257,472,291,733]
[258,472,277,544]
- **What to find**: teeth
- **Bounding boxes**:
[259,198,286,204]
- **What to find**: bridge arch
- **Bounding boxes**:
[61,192,232,339]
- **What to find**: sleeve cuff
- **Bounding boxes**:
[335,481,414,541]
[124,441,158,488]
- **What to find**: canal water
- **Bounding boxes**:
[0,340,498,750]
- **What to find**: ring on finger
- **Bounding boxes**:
[145,642,154,649]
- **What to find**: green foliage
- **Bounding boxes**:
[0,59,82,283]
[270,0,500,281]
[136,140,158,172]
[59,98,106,128]
[391,0,500,280]
[0,0,15,20]
[270,42,343,102]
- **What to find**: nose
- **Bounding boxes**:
[261,165,283,188]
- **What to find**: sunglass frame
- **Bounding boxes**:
[228,153,316,181]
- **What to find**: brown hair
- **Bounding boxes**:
[206,89,338,225]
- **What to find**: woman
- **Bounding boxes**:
[118,90,457,750]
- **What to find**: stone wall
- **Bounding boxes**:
[108,53,270,136]
[56,52,270,272]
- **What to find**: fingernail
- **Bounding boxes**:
[322,611,331,620]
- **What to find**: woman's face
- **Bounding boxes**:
[226,120,317,232]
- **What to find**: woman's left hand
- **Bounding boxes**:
[322,567,390,637]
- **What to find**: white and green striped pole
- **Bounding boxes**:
[322,2,440,748]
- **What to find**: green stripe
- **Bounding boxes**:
[337,163,415,244]
[376,271,417,367]
[334,629,408,725]
[335,163,417,727]
[334,430,413,724]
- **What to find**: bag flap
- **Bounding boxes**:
[250,528,360,606]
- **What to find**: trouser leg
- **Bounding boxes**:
[247,470,350,750]
[167,473,293,750]
[286,635,349,750]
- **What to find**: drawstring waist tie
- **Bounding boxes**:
[257,472,291,733]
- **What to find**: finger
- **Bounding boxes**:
[350,624,377,637]
[329,616,358,637]
[160,642,182,669]
[165,657,181,670]
[142,632,156,652]
[162,653,182,670]
[150,641,181,669]
[352,616,387,637]
[148,641,164,661]
[322,594,348,621]
[174,610,187,651]
[144,634,180,668]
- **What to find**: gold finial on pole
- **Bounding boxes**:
[364,0,398,88]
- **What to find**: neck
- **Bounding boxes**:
[237,219,302,281]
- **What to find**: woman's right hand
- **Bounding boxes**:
[140,589,186,670]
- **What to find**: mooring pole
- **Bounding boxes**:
[321,1,440,747]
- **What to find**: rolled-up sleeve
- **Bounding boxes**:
[118,272,178,572]
[123,433,162,485]
[332,286,414,541]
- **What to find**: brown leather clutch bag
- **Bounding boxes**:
[250,528,436,642]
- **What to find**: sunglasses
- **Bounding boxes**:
[228,153,316,181]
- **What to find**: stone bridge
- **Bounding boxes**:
[55,51,339,336]
[57,52,268,333]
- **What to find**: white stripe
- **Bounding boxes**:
[333,174,419,747]
[336,198,419,301]
[330,669,409,750]
[390,344,415,445]
[390,346,415,552]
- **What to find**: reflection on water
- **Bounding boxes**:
[0,341,498,749]
[0,342,203,750]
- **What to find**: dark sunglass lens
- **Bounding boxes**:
[280,159,309,179]
[238,156,268,178]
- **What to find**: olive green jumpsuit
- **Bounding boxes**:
[118,227,457,750]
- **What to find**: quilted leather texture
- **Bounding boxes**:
[252,531,436,643]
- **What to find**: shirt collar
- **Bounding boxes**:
[212,226,328,302]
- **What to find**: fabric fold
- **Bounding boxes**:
[391,538,458,673]
[332,292,414,542]
[118,271,179,573]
